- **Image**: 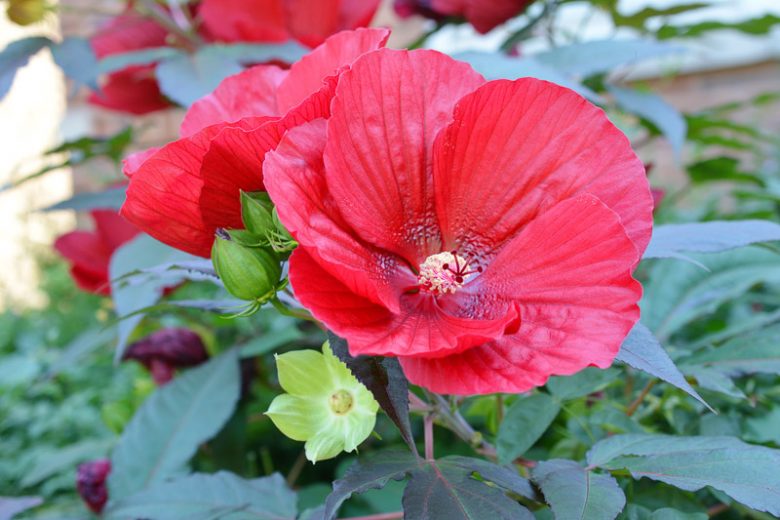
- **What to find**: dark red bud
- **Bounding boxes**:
[393,0,446,20]
[76,459,111,514]
[123,328,209,385]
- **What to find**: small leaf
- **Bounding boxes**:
[98,47,183,74]
[458,458,538,501]
[108,350,241,501]
[41,186,126,212]
[535,39,681,78]
[687,157,763,186]
[0,496,43,519]
[329,333,416,454]
[616,323,711,411]
[496,393,560,464]
[679,323,780,377]
[608,85,686,159]
[0,36,51,100]
[403,457,534,520]
[51,37,99,89]
[645,220,780,260]
[531,459,625,520]
[106,472,296,520]
[587,434,780,516]
[546,367,619,401]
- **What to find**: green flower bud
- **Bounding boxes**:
[266,342,379,463]
[240,191,275,237]
[211,235,281,302]
[7,0,47,26]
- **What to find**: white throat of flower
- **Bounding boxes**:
[417,251,481,295]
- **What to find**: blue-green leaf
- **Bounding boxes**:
[497,393,560,464]
[644,220,780,260]
[51,37,99,89]
[108,350,241,501]
[98,47,184,74]
[0,36,52,99]
[41,186,126,212]
[532,460,625,520]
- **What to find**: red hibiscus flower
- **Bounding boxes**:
[89,10,171,115]
[264,49,653,395]
[54,209,140,296]
[76,459,111,514]
[200,0,382,48]
[121,28,389,258]
[400,0,532,33]
[123,328,209,385]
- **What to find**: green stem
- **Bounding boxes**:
[499,0,558,52]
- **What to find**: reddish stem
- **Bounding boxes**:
[424,413,435,460]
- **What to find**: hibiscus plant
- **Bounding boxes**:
[2,1,780,520]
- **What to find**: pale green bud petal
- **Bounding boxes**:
[275,350,330,396]
[266,394,328,441]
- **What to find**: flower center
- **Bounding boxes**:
[417,251,480,295]
[329,389,354,415]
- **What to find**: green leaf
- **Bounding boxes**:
[454,52,599,101]
[687,157,763,185]
[45,326,115,378]
[657,14,780,39]
[106,472,297,520]
[108,350,241,501]
[98,46,184,74]
[644,220,780,260]
[323,450,418,519]
[329,333,416,455]
[403,457,534,520]
[157,43,307,106]
[641,247,780,340]
[42,186,126,212]
[535,39,680,78]
[608,85,686,159]
[744,407,780,444]
[616,323,711,411]
[587,434,780,516]
[0,36,52,100]
[683,367,745,399]
[497,393,560,464]
[110,235,201,361]
[621,505,707,519]
[679,323,780,377]
[465,459,538,501]
[240,326,304,358]
[21,438,114,488]
[0,496,43,519]
[531,459,625,520]
[546,368,618,400]
[51,37,99,89]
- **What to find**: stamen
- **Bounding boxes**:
[417,251,481,295]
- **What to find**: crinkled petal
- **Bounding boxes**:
[276,27,389,113]
[324,48,485,264]
[180,65,287,137]
[434,78,653,260]
[267,120,413,311]
[400,194,641,394]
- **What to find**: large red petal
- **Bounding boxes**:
[433,78,653,260]
[276,27,390,113]
[54,231,110,280]
[70,265,111,296]
[283,0,340,48]
[266,120,412,312]
[338,0,383,34]
[121,128,222,257]
[431,0,528,33]
[199,0,288,43]
[400,194,641,395]
[89,68,170,115]
[324,49,485,265]
[180,65,287,137]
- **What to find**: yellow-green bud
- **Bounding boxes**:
[211,235,281,302]
[7,0,47,25]
[240,191,275,237]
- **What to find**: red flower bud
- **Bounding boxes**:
[123,328,209,385]
[76,459,111,514]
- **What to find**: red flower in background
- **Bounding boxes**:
[54,209,140,295]
[395,0,532,33]
[121,28,389,257]
[89,10,172,115]
[264,49,653,395]
[200,0,382,48]
[123,328,209,385]
[76,459,111,514]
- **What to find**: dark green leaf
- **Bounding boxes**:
[51,37,99,89]
[0,36,51,99]
[683,367,745,399]
[658,14,780,39]
[744,408,780,444]
[532,459,625,520]
[323,450,418,520]
[465,459,538,501]
[21,438,113,488]
[240,327,304,358]
[497,393,560,464]
[329,333,416,455]
[108,350,241,501]
[687,157,763,185]
[546,368,618,400]
[644,220,780,260]
[587,434,780,516]
[106,472,296,520]
[608,85,686,159]
[679,323,780,377]
[616,323,711,410]
[44,326,116,378]
[41,186,126,212]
